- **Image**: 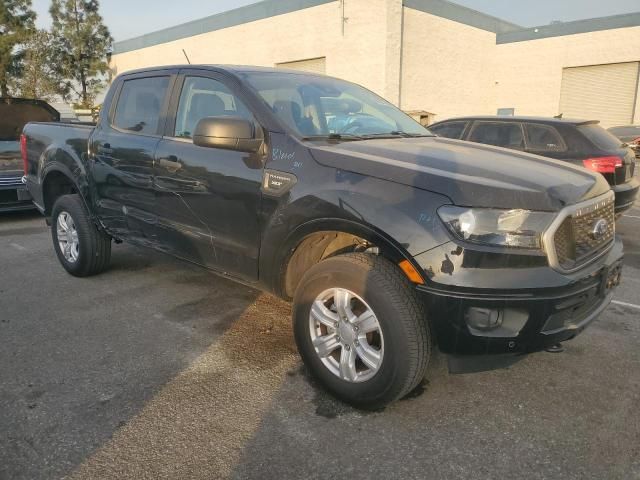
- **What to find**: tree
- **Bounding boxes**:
[0,0,37,97]
[49,0,112,108]
[12,30,63,100]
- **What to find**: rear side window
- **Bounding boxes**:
[578,124,624,150]
[113,76,170,135]
[468,122,524,149]
[430,121,467,139]
[524,124,566,152]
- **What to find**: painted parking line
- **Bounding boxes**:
[612,300,640,310]
[623,215,640,220]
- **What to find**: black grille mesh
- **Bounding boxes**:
[553,198,615,270]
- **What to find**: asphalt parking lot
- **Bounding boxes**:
[1,202,639,480]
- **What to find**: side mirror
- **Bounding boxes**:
[193,116,262,153]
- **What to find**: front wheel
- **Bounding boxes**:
[51,194,112,277]
[293,253,431,409]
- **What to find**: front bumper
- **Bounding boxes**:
[0,174,34,212]
[414,238,624,355]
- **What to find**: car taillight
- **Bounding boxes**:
[582,156,623,174]
[20,133,28,175]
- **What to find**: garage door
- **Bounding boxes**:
[559,62,640,127]
[276,57,326,74]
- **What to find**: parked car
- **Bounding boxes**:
[22,66,623,409]
[0,98,59,211]
[429,116,639,214]
[608,125,640,159]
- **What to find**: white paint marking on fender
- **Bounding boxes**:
[612,300,640,310]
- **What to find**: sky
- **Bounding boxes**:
[31,0,640,42]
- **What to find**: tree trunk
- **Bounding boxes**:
[81,72,87,106]
[0,76,8,97]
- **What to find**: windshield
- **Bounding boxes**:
[242,72,431,138]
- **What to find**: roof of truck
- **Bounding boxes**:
[118,64,327,77]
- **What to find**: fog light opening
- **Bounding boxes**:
[465,307,503,331]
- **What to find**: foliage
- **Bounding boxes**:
[11,29,63,100]
[0,0,37,97]
[49,0,112,108]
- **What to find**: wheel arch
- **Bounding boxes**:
[274,218,422,300]
[41,166,89,217]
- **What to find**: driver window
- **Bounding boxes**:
[174,77,254,139]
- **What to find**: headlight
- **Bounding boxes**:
[438,206,555,250]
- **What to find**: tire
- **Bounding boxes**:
[293,253,431,409]
[51,194,111,277]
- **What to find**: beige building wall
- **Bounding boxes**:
[400,7,497,121]
[494,27,640,122]
[110,0,403,103]
[111,2,640,125]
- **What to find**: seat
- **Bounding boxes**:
[186,93,226,135]
[272,100,317,135]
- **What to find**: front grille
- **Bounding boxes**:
[0,174,23,187]
[552,195,615,271]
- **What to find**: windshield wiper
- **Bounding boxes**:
[360,131,434,139]
[302,133,365,141]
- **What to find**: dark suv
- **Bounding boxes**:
[429,116,639,214]
[0,98,60,212]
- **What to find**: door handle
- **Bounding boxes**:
[159,156,182,172]
[97,143,113,155]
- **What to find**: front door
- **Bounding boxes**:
[90,72,174,243]
[153,73,264,280]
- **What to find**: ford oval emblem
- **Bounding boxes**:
[591,218,608,240]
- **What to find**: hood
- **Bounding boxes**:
[309,136,609,211]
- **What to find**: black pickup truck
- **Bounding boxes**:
[22,66,623,408]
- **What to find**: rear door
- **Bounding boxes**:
[429,121,468,140]
[90,70,176,243]
[153,70,264,280]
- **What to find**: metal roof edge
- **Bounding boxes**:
[112,0,335,55]
[497,11,640,44]
[403,0,522,34]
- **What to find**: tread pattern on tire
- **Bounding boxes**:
[337,253,431,402]
[52,194,111,277]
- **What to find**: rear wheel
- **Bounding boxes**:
[51,194,111,277]
[293,253,431,409]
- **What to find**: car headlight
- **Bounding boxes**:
[437,206,555,250]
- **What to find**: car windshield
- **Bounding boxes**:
[242,72,431,138]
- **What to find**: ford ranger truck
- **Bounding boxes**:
[22,66,623,409]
